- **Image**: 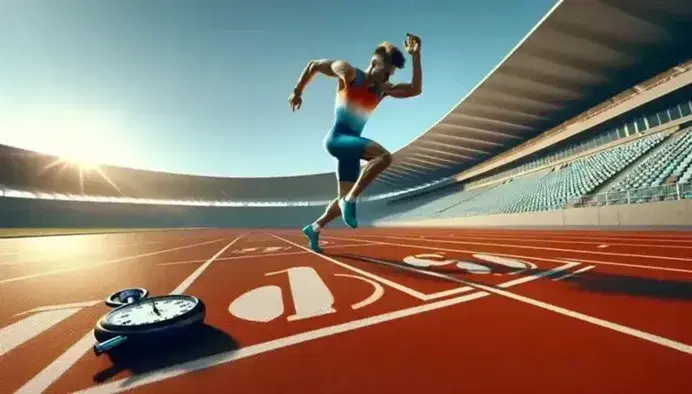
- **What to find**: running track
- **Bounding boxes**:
[0,228,691,393]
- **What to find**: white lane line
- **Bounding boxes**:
[440,233,692,243]
[334,274,385,310]
[0,239,195,266]
[429,235,692,249]
[334,251,692,355]
[74,291,491,394]
[156,243,376,266]
[1,308,82,357]
[270,233,577,301]
[268,233,430,300]
[156,259,209,267]
[14,234,246,394]
[357,234,692,262]
[351,254,578,297]
[0,238,228,285]
[171,235,246,295]
[319,235,692,274]
[553,265,596,282]
[14,300,102,317]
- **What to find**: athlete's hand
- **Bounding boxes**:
[288,90,302,112]
[404,33,421,55]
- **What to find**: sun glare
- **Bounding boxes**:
[65,157,99,170]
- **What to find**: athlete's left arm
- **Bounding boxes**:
[384,52,422,99]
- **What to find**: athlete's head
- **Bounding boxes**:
[367,41,405,83]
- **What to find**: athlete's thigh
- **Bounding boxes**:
[361,139,390,161]
[335,158,361,184]
[325,133,371,159]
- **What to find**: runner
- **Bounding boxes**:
[289,33,423,252]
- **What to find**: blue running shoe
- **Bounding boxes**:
[339,198,358,229]
[302,224,323,253]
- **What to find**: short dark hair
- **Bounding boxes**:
[374,41,406,69]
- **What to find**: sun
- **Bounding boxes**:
[64,157,99,170]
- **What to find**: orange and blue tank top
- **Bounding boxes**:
[331,68,384,136]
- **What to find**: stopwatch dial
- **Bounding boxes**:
[106,297,197,326]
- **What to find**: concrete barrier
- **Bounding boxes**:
[374,199,692,228]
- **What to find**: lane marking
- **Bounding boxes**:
[268,234,430,300]
[0,308,82,357]
[431,234,692,249]
[353,254,578,294]
[597,245,609,249]
[473,254,537,275]
[170,236,245,295]
[339,252,692,356]
[74,291,491,394]
[357,234,692,262]
[270,233,576,301]
[155,243,376,266]
[229,285,284,323]
[14,300,101,317]
[0,238,210,266]
[15,234,246,394]
[438,232,692,243]
[334,274,385,310]
[266,267,336,322]
[319,235,692,274]
[553,265,596,282]
[0,238,228,284]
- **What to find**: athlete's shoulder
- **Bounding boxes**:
[349,67,367,85]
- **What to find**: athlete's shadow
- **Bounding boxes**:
[328,252,692,301]
[555,270,692,300]
[93,324,239,384]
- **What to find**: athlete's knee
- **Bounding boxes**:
[379,151,392,167]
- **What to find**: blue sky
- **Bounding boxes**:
[0,0,556,177]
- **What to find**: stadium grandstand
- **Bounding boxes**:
[1,0,691,229]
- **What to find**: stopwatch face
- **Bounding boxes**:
[105,296,198,327]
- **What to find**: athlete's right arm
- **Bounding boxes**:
[293,59,356,96]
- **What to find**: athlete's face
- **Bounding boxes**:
[368,54,396,83]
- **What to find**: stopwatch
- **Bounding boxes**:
[93,294,205,355]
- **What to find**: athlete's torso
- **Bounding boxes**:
[331,68,385,136]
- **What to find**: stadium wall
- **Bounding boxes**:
[373,199,692,228]
[0,197,339,229]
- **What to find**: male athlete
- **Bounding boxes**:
[289,33,422,252]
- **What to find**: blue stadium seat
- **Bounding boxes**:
[381,132,668,220]
[609,128,692,197]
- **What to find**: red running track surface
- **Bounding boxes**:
[0,228,691,393]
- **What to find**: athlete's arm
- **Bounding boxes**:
[384,33,422,99]
[293,59,356,95]
[384,53,422,98]
[289,59,356,111]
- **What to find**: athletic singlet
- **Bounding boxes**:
[331,68,384,136]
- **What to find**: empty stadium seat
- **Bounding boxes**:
[380,132,668,221]
[609,128,692,200]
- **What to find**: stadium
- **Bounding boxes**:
[1,1,691,393]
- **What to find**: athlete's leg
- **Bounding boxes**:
[320,133,375,228]
[346,141,392,199]
[315,181,354,227]
[303,161,357,250]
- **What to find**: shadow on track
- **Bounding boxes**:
[561,271,692,300]
[329,252,692,301]
[93,324,239,384]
